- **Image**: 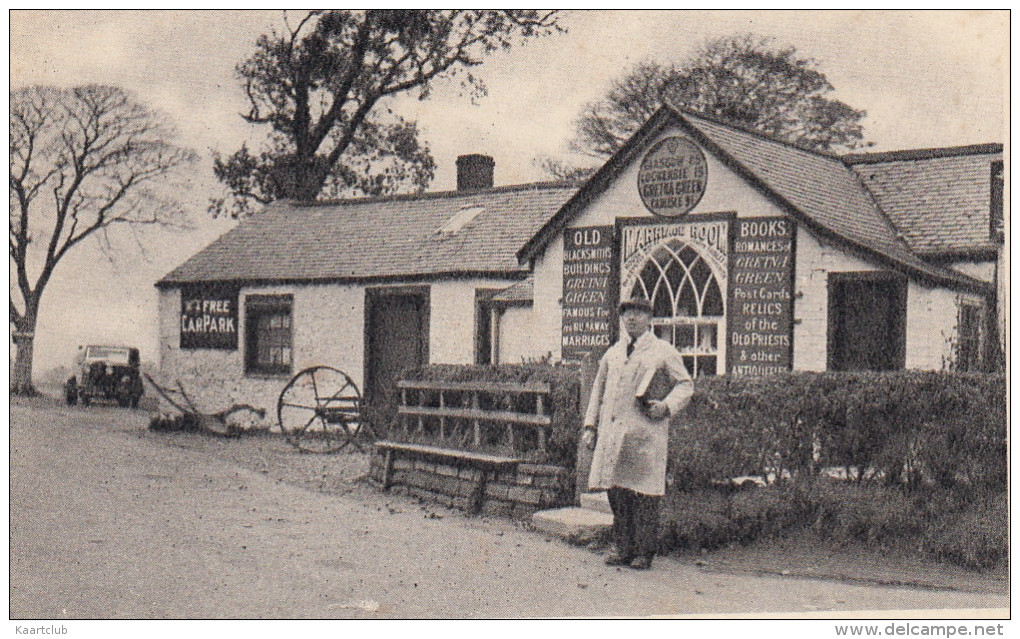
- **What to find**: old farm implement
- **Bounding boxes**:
[146,366,367,453]
[276,366,366,453]
[144,374,265,436]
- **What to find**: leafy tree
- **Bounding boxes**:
[9,85,196,394]
[572,34,871,161]
[213,10,561,218]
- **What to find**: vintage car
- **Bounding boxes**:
[65,345,144,408]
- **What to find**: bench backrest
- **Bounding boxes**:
[395,378,553,461]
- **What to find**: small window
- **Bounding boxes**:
[438,206,484,235]
[990,161,1004,240]
[245,294,293,375]
[956,302,984,373]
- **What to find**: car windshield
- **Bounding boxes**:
[84,346,131,364]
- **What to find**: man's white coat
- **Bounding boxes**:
[584,330,693,496]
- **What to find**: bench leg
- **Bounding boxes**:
[382,449,395,491]
[470,469,490,515]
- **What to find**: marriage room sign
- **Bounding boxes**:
[180,284,239,350]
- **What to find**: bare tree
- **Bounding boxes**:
[534,157,596,183]
[9,85,196,394]
[212,9,562,218]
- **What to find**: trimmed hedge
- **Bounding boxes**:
[379,367,1006,492]
[662,371,1006,569]
[675,371,1006,492]
[377,365,1007,568]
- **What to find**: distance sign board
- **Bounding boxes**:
[637,136,708,218]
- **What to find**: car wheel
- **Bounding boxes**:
[81,394,91,407]
[65,381,78,406]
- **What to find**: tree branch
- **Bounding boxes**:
[307,12,375,153]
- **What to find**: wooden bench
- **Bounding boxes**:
[396,379,553,456]
[375,440,522,514]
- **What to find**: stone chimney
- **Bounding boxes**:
[456,154,495,191]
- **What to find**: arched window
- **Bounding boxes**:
[630,239,724,376]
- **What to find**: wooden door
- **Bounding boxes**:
[365,288,429,424]
[827,273,907,371]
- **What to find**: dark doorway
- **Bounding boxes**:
[474,288,500,365]
[827,272,907,371]
[365,287,429,426]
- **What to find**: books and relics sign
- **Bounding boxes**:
[180,284,239,350]
[562,226,615,361]
[726,217,795,374]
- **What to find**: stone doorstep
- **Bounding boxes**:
[579,490,612,514]
[531,507,613,541]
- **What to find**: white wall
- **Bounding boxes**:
[525,123,975,374]
[158,283,365,423]
[496,304,540,364]
[530,238,565,361]
[158,277,517,425]
[429,278,515,365]
[904,283,969,370]
[947,259,995,283]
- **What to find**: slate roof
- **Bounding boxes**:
[158,183,576,287]
[846,145,1002,256]
[520,104,992,293]
[490,277,533,305]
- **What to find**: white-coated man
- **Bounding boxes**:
[582,295,693,570]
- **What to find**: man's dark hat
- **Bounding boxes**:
[619,294,653,314]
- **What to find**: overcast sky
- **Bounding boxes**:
[9,10,1008,376]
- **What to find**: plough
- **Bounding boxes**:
[143,374,265,436]
[144,365,370,454]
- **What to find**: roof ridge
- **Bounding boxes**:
[673,105,988,292]
[289,180,579,208]
[841,143,1003,165]
[665,101,850,161]
[842,153,918,253]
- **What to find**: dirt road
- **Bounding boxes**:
[9,397,1008,619]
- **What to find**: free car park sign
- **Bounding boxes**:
[180,284,239,350]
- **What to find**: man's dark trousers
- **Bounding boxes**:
[607,486,661,560]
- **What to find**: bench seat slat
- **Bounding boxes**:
[374,440,522,466]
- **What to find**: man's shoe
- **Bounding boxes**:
[629,556,653,570]
[604,552,633,566]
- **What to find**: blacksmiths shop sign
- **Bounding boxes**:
[180,284,239,350]
[727,217,795,375]
[637,136,708,218]
[562,226,615,361]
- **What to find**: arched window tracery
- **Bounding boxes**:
[629,238,724,376]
